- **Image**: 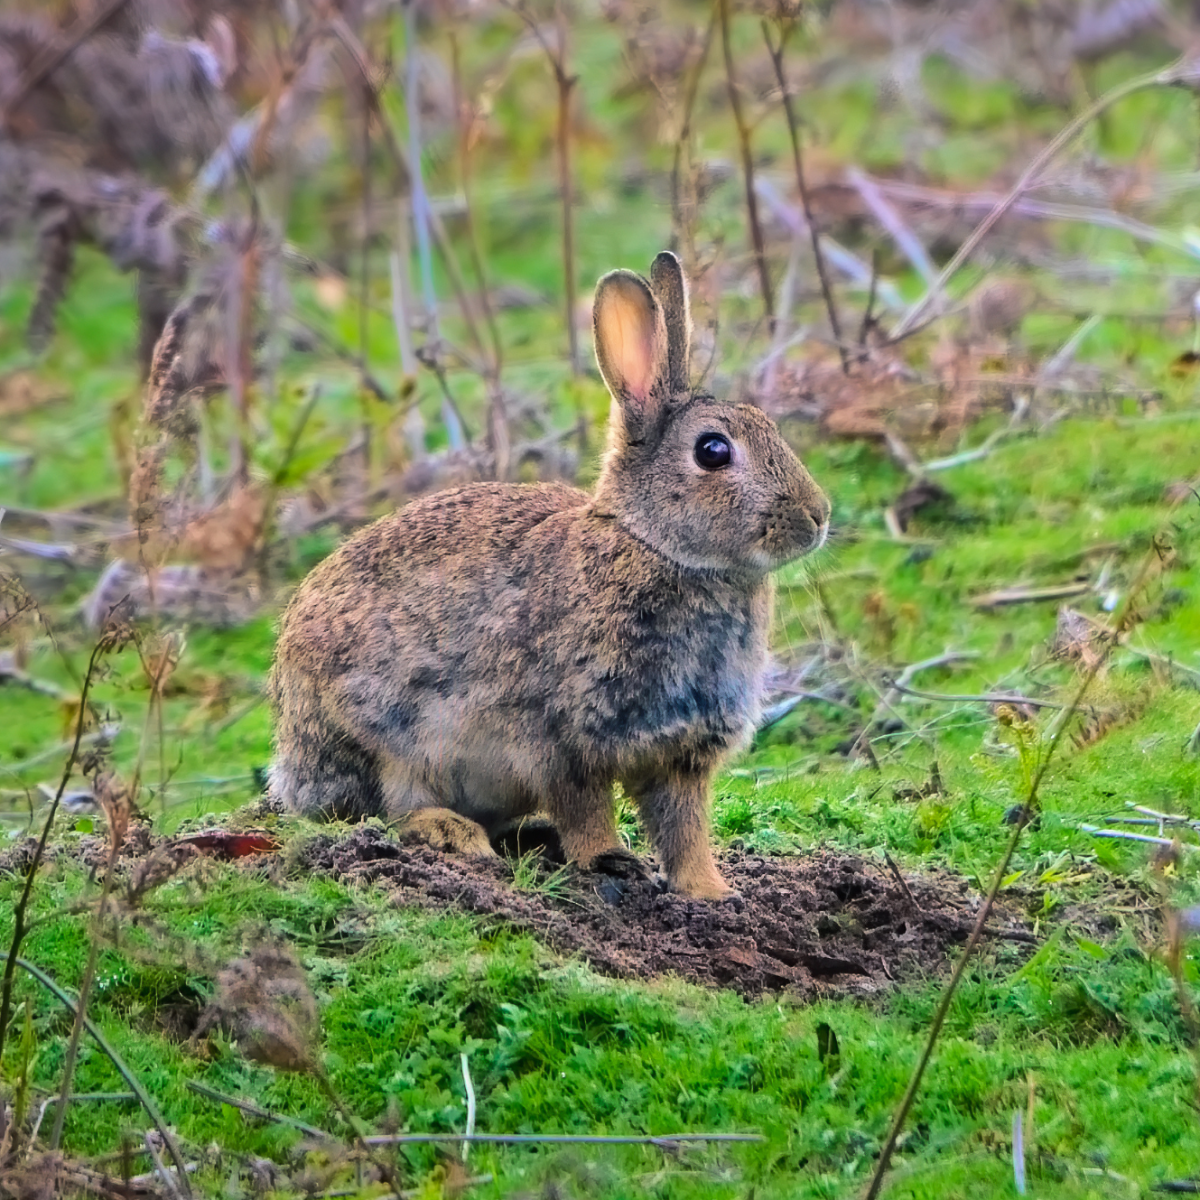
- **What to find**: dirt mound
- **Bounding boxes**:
[300,827,1032,999]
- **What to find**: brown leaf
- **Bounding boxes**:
[174,831,280,859]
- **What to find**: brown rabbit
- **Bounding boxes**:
[269,252,829,899]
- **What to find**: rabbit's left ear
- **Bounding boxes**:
[650,251,691,394]
[593,270,667,434]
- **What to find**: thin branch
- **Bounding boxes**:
[863,510,1181,1199]
[970,582,1092,608]
[448,34,503,380]
[763,19,845,371]
[144,1133,185,1200]
[891,683,1067,710]
[449,32,509,479]
[0,639,105,1064]
[858,248,879,350]
[671,9,717,269]
[891,56,1200,340]
[504,0,581,374]
[719,0,772,328]
[364,1132,763,1147]
[850,651,979,759]
[185,1080,331,1138]
[1080,824,1196,849]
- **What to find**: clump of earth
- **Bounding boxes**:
[299,826,1031,999]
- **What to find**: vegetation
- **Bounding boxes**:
[1,0,1199,1196]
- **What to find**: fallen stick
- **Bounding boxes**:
[363,1132,763,1147]
[184,1080,332,1139]
[1079,824,1197,849]
[970,583,1092,608]
[890,683,1066,710]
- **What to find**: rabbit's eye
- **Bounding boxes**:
[694,434,732,470]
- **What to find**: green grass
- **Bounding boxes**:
[3,841,1200,1199]
[4,2,1200,1195]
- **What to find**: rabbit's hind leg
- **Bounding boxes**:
[379,758,497,857]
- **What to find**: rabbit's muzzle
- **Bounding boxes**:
[758,492,831,565]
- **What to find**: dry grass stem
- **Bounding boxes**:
[862,503,1184,1199]
[762,18,846,373]
[718,0,772,329]
[892,57,1200,340]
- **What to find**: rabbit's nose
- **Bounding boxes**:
[809,494,832,548]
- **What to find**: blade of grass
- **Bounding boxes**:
[0,952,190,1183]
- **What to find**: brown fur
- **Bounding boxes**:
[269,252,829,899]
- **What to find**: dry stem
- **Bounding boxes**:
[762,19,845,373]
[670,7,717,272]
[862,510,1182,1199]
[505,0,581,374]
[0,639,106,1064]
[718,0,772,329]
[891,56,1200,340]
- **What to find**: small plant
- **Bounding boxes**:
[506,850,574,902]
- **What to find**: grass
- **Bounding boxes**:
[3,2,1200,1196]
[2,837,1199,1198]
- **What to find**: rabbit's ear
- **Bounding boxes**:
[650,251,691,394]
[594,270,666,422]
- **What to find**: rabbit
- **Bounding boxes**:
[268,251,830,900]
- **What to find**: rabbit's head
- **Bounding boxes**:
[591,252,829,575]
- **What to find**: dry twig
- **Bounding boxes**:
[719,0,772,328]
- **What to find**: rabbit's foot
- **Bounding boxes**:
[669,865,737,902]
[392,808,496,857]
[489,816,566,863]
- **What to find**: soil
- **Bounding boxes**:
[0,821,1034,1001]
[298,826,1034,1000]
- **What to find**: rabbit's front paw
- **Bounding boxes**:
[670,865,738,902]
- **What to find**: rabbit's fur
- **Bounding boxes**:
[269,252,829,899]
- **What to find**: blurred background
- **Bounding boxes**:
[1,0,1198,819]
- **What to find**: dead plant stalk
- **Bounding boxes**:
[51,635,170,1155]
[670,8,716,273]
[507,0,580,374]
[0,639,106,1065]
[719,0,773,328]
[449,32,510,480]
[862,528,1178,1199]
[761,19,846,373]
[892,55,1200,340]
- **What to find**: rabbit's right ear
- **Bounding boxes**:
[650,251,691,394]
[594,270,666,438]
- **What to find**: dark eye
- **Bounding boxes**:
[694,434,732,470]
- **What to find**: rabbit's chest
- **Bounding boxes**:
[573,591,768,754]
